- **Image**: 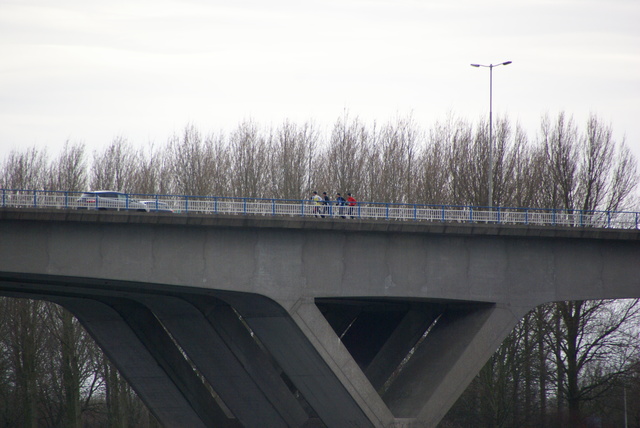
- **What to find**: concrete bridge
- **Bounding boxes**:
[1,208,639,428]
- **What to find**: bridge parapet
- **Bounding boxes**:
[3,188,640,229]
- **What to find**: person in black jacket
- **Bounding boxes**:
[322,192,331,217]
[335,193,346,218]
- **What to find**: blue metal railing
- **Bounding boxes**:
[1,188,639,230]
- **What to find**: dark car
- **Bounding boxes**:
[76,191,149,212]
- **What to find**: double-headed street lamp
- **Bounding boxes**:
[471,61,512,208]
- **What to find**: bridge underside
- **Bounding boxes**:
[0,272,527,428]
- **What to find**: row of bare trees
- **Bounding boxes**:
[3,112,637,212]
[1,112,639,427]
[0,298,155,428]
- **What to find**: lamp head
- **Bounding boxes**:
[502,61,512,65]
[470,64,481,67]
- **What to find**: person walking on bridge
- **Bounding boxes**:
[322,192,331,217]
[311,191,323,217]
[347,193,357,218]
[336,193,346,218]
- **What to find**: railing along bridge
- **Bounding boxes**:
[2,188,639,229]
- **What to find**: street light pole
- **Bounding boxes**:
[471,61,512,208]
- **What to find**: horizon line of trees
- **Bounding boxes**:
[2,111,638,212]
[1,111,639,427]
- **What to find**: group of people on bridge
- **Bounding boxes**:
[311,191,357,218]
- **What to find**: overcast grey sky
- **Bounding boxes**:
[1,0,639,164]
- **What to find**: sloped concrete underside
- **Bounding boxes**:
[0,274,548,427]
[0,274,529,427]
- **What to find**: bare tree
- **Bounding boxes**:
[228,120,269,198]
[90,137,139,192]
[606,143,639,213]
[537,112,579,209]
[40,304,104,428]
[47,142,88,192]
[205,132,233,197]
[268,120,318,200]
[322,114,372,200]
[0,146,49,190]
[549,300,640,426]
[575,115,615,211]
[374,116,421,203]
[445,117,482,205]
[127,143,163,195]
[165,129,232,197]
[3,298,48,428]
[416,116,457,205]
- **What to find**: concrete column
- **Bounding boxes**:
[218,292,388,427]
[364,306,442,392]
[287,299,395,427]
[189,296,311,426]
[52,296,235,428]
[382,303,531,427]
[139,295,308,427]
[101,297,241,427]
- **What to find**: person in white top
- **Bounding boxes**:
[310,191,323,217]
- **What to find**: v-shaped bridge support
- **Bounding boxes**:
[290,297,530,427]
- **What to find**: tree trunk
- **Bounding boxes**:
[536,307,548,428]
[61,309,81,428]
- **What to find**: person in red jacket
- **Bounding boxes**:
[346,193,357,218]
